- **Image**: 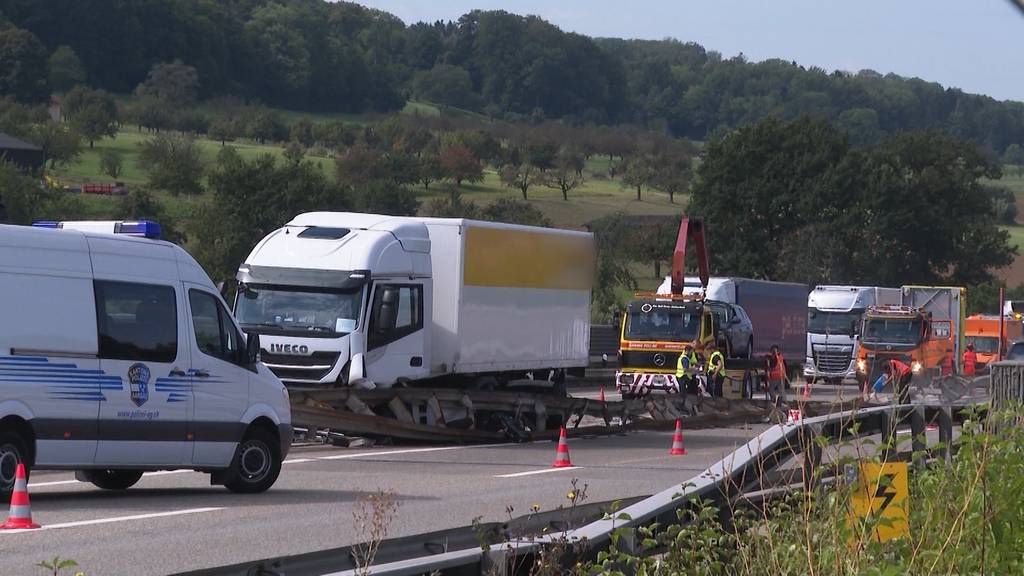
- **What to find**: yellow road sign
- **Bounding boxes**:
[849,462,909,541]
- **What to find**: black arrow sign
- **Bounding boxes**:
[874,473,898,511]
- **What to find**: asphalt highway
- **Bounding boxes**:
[0,426,764,575]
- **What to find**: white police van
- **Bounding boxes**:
[0,220,292,493]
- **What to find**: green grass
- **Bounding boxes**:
[49,129,687,231]
[1001,224,1024,251]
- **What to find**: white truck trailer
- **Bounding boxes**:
[804,286,901,384]
[234,212,594,389]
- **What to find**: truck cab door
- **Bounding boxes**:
[363,281,431,386]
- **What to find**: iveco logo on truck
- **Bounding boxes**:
[270,343,310,355]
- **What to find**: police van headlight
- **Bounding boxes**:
[912,361,923,374]
[856,359,866,373]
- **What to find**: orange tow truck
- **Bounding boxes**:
[616,219,717,398]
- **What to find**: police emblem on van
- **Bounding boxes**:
[128,363,151,407]
[269,343,310,355]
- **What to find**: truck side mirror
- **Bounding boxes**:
[378,287,399,331]
[245,332,260,366]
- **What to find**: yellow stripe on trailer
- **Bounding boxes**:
[463,225,593,290]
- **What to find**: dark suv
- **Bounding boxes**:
[705,300,754,358]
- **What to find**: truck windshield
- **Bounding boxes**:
[965,336,999,354]
[235,284,363,336]
[807,308,863,336]
[862,318,922,344]
[624,303,701,342]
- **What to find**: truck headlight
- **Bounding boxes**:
[618,374,633,385]
[856,359,866,373]
[912,361,922,374]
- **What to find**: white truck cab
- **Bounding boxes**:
[804,285,900,384]
[0,221,291,494]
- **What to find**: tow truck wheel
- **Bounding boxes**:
[225,428,281,494]
[0,432,28,495]
[84,469,144,490]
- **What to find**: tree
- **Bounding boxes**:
[412,64,479,110]
[417,151,443,191]
[499,162,540,199]
[440,144,483,187]
[587,214,637,322]
[651,150,693,203]
[28,121,81,169]
[99,149,123,179]
[481,198,551,227]
[1003,143,1024,177]
[0,161,82,225]
[626,219,679,278]
[137,133,205,196]
[0,28,49,102]
[619,152,656,201]
[63,86,117,147]
[208,115,238,146]
[140,60,199,105]
[124,92,173,133]
[290,119,315,147]
[544,151,584,201]
[47,45,86,92]
[115,188,184,244]
[191,147,349,281]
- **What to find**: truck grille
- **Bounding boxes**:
[620,350,683,371]
[261,351,340,382]
[812,348,852,374]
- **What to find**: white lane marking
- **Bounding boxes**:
[30,469,194,488]
[317,443,519,460]
[495,466,580,478]
[27,479,80,488]
[283,458,315,464]
[0,507,224,534]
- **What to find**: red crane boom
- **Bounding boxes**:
[670,218,709,296]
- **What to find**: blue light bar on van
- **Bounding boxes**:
[114,221,162,239]
[31,220,162,239]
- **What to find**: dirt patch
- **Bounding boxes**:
[996,254,1024,286]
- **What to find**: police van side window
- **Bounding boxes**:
[94,281,178,363]
[189,290,242,365]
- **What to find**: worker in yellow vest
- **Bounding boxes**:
[706,345,725,397]
[676,344,701,396]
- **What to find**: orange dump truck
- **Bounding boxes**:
[964,314,1023,369]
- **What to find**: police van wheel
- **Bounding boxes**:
[85,470,144,490]
[0,433,28,494]
[225,428,281,494]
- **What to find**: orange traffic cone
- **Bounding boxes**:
[598,383,606,402]
[2,464,39,529]
[669,420,687,455]
[552,427,573,468]
[801,381,811,399]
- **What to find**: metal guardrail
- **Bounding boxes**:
[236,402,965,576]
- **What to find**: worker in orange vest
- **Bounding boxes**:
[766,345,786,406]
[962,344,977,378]
[940,353,953,378]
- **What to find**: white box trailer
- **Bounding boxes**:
[234,212,594,389]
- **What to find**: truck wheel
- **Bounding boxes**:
[0,431,28,495]
[84,470,144,490]
[225,428,281,494]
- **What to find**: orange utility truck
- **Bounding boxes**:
[964,314,1022,369]
[856,286,966,389]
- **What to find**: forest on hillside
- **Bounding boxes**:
[1,0,1023,153]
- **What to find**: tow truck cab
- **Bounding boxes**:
[855,305,950,387]
[615,295,716,397]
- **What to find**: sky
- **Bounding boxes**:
[356,0,1024,102]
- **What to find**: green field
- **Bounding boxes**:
[49,119,685,230]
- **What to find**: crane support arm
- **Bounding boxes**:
[671,218,709,295]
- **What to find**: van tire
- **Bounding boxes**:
[224,428,281,494]
[84,470,144,490]
[0,432,28,495]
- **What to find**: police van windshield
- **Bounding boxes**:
[236,284,363,336]
[625,303,701,341]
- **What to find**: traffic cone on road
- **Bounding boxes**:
[1,464,39,529]
[801,381,811,399]
[599,383,606,402]
[669,420,687,455]
[552,427,573,468]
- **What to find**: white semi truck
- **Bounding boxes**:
[234,212,594,390]
[804,286,901,384]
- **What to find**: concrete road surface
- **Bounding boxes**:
[0,426,763,575]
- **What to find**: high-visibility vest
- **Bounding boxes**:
[676,351,699,377]
[767,352,786,381]
[963,350,977,376]
[707,350,725,376]
[889,359,911,378]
